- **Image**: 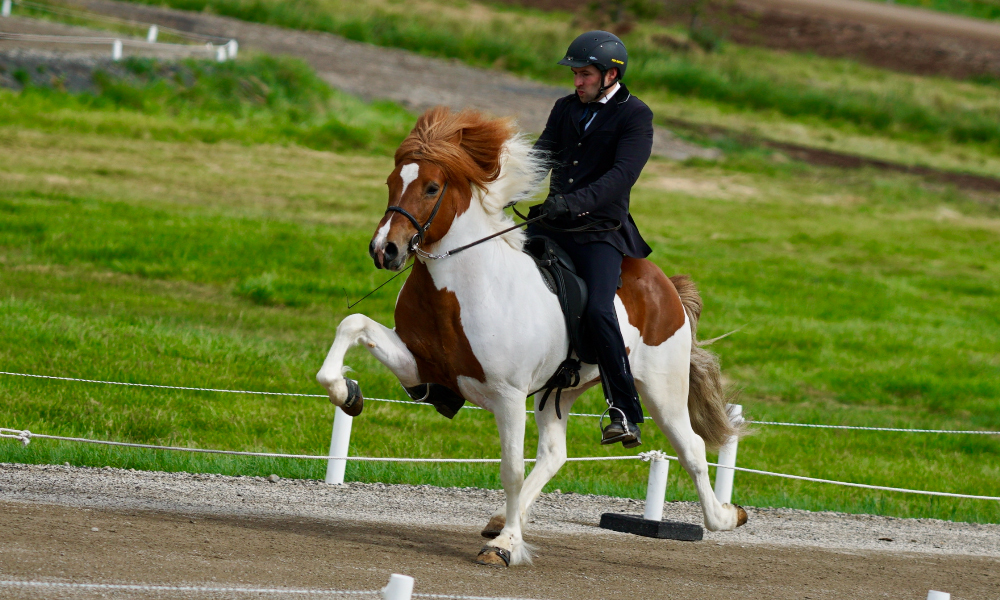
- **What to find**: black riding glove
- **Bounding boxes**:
[542,194,571,220]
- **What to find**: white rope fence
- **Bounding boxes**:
[2,427,998,501]
[2,371,997,435]
[10,0,230,43]
[0,574,548,600]
[0,1,237,61]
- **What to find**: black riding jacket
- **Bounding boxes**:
[533,83,654,258]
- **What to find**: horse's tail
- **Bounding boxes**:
[669,275,742,451]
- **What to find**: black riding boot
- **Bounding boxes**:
[598,359,643,448]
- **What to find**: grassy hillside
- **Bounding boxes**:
[1,58,998,523]
[3,53,411,152]
[111,0,1000,177]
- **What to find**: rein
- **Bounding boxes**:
[346,194,621,307]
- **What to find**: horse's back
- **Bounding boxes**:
[617,258,691,347]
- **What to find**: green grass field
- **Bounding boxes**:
[1,55,998,524]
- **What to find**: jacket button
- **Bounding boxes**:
[573,160,578,165]
[577,143,582,147]
[568,178,574,183]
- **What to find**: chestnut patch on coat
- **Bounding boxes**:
[616,258,686,347]
[394,261,486,397]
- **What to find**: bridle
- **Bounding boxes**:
[384,181,449,258]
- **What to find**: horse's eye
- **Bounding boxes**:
[426,183,440,196]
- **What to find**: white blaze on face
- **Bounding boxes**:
[398,163,420,200]
[375,163,420,247]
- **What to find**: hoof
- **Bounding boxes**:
[481,515,505,539]
[735,505,748,527]
[475,546,510,568]
[340,378,364,417]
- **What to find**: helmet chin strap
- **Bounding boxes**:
[595,68,618,101]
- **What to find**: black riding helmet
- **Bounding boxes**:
[557,30,628,93]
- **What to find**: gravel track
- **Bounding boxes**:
[1,463,998,599]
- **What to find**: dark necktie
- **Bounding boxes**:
[579,103,600,131]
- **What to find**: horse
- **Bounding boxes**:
[316,106,747,567]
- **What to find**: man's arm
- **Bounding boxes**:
[560,103,653,218]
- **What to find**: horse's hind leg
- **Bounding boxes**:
[481,387,590,539]
[316,314,420,410]
[634,335,742,532]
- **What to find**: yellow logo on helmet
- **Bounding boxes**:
[611,58,624,64]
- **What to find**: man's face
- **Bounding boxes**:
[572,65,616,103]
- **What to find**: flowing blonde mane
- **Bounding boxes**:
[397,107,548,248]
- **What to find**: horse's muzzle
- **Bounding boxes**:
[369,239,407,271]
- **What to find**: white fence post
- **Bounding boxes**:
[226,39,238,59]
[215,45,227,62]
[927,592,950,600]
[146,25,158,43]
[382,574,414,600]
[642,455,669,521]
[713,403,743,505]
[1,0,12,18]
[111,39,122,61]
[325,406,353,484]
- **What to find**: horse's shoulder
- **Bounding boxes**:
[617,258,688,347]
[394,262,486,388]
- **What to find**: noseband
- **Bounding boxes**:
[384,181,449,254]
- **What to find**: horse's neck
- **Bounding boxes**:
[422,202,527,292]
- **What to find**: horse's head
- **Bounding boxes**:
[370,159,456,271]
[369,107,515,271]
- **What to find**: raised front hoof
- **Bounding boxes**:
[735,505,748,527]
[340,378,364,417]
[481,515,505,539]
[475,546,510,568]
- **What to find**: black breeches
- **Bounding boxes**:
[528,228,644,424]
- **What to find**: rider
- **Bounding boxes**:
[530,31,654,448]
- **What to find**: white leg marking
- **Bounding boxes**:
[633,317,740,532]
[484,394,532,565]
[518,387,590,521]
[316,314,420,406]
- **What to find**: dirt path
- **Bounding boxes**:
[743,0,1000,45]
[3,502,996,600]
[2,464,998,599]
[26,0,714,161]
[502,0,1000,80]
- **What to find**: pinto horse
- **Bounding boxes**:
[317,107,746,566]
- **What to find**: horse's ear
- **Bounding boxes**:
[449,129,464,146]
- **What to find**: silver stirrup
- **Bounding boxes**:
[598,402,629,431]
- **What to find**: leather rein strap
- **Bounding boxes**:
[383,181,620,262]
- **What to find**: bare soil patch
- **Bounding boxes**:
[499,0,1000,80]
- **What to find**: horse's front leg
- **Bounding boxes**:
[481,387,589,539]
[316,314,420,414]
[476,396,529,567]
